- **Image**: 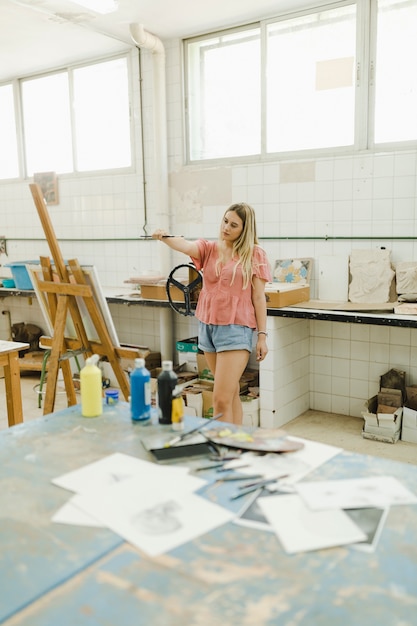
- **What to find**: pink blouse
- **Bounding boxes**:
[191,240,271,328]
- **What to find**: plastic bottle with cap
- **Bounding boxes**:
[80,354,103,417]
[157,360,178,424]
[171,386,184,431]
[130,358,151,422]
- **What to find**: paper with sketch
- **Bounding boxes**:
[52,452,205,494]
[51,452,207,527]
[71,477,234,556]
[295,476,417,510]
[223,437,341,484]
[257,494,366,554]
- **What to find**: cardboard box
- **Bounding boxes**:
[182,380,214,418]
[119,346,161,374]
[177,337,200,371]
[362,395,403,443]
[264,283,310,308]
[197,353,214,381]
[401,407,417,444]
[140,267,201,303]
[241,395,260,427]
[150,369,197,395]
[101,346,161,387]
[182,388,203,417]
[140,283,185,302]
[176,337,199,353]
[178,351,198,372]
[406,386,417,411]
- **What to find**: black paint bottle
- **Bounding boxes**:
[157,360,178,424]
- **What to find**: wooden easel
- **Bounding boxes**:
[29,183,141,414]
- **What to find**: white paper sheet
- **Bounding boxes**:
[51,452,208,527]
[295,475,417,510]
[71,477,235,556]
[52,499,105,527]
[52,452,205,494]
[345,507,389,553]
[257,494,366,554]
[223,437,341,484]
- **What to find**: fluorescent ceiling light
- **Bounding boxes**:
[68,0,118,14]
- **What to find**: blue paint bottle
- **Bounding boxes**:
[130,358,151,422]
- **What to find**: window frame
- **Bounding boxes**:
[183,0,417,165]
[0,51,134,182]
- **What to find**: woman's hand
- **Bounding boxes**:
[152,229,169,240]
[256,335,268,361]
[151,230,200,258]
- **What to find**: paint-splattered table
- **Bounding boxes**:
[1,403,416,625]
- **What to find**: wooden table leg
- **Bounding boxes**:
[4,352,24,427]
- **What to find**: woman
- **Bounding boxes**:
[153,202,271,424]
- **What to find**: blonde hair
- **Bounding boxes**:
[216,202,259,289]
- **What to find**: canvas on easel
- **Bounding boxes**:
[27,263,120,346]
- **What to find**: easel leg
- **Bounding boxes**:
[61,359,77,406]
[43,295,68,415]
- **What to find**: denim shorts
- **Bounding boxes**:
[198,321,254,353]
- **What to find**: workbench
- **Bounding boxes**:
[3,286,417,428]
[1,403,416,625]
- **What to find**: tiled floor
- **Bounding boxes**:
[1,373,416,465]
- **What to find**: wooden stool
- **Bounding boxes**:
[0,340,29,427]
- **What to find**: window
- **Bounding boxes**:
[373,0,417,144]
[0,84,19,179]
[185,27,261,160]
[185,0,417,162]
[1,55,131,180]
[266,4,356,152]
[22,72,74,176]
[73,58,131,171]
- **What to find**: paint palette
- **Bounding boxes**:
[203,427,304,453]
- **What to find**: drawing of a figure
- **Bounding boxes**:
[133,500,182,534]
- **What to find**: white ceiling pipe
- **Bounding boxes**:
[129,23,165,55]
[129,23,169,265]
[130,23,173,361]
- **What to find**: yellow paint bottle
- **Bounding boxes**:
[171,386,184,431]
[80,354,103,417]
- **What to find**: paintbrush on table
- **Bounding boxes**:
[164,413,223,448]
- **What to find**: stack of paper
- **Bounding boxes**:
[52,452,234,557]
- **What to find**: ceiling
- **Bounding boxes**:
[0,0,318,82]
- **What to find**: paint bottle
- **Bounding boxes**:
[157,360,178,424]
[105,389,119,405]
[80,354,103,417]
[171,386,184,432]
[130,358,151,422]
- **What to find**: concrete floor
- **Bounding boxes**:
[1,373,416,465]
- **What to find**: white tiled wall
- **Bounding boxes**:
[1,39,417,420]
[310,320,417,419]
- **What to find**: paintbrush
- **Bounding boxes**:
[164,413,223,448]
[139,235,183,239]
